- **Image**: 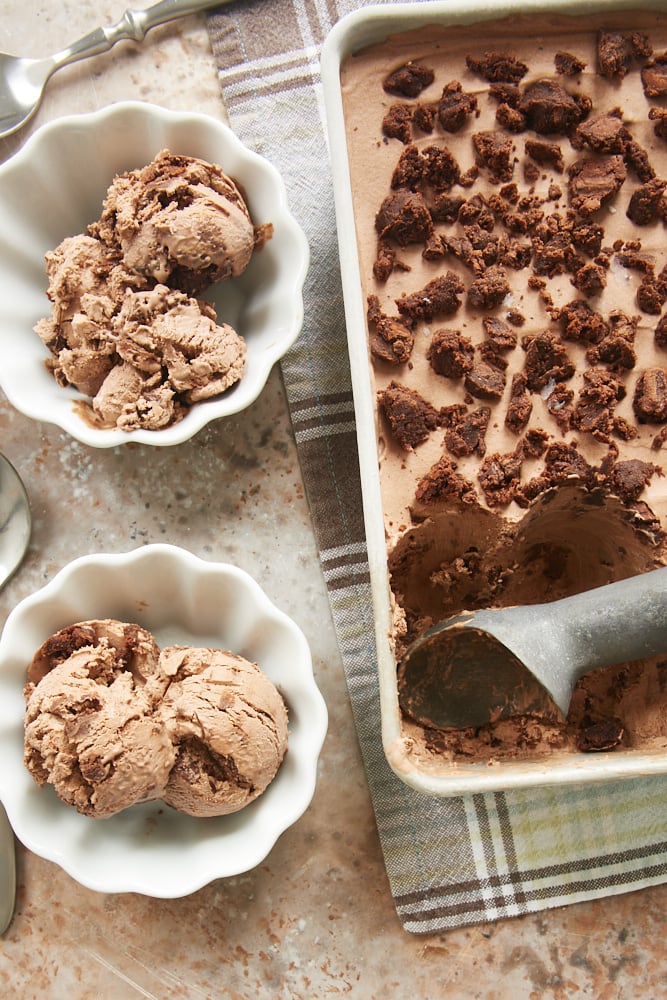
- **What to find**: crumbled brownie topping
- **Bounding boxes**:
[472,131,515,182]
[518,79,590,134]
[633,367,667,423]
[641,52,667,98]
[568,155,627,215]
[464,352,507,400]
[422,144,462,190]
[606,458,662,501]
[524,138,565,172]
[505,372,533,432]
[430,193,466,223]
[414,456,477,504]
[438,80,478,132]
[396,273,465,321]
[656,314,667,348]
[465,51,529,83]
[478,450,523,506]
[574,109,630,154]
[571,368,625,442]
[597,30,651,79]
[571,260,608,297]
[623,138,656,180]
[383,61,435,98]
[558,299,608,343]
[366,295,415,364]
[375,189,433,246]
[522,332,576,390]
[648,106,667,141]
[626,178,667,225]
[467,265,510,309]
[482,315,518,351]
[585,312,638,372]
[555,51,586,76]
[523,427,551,457]
[382,103,414,143]
[427,328,474,378]
[412,103,438,133]
[546,382,575,431]
[378,381,441,449]
[444,405,491,457]
[637,273,667,315]
[576,717,624,752]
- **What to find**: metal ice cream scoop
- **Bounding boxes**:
[0,452,31,935]
[398,567,667,730]
[0,0,229,140]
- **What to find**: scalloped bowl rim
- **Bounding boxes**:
[0,101,309,447]
[0,544,328,896]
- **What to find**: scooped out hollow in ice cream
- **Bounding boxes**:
[34,150,272,431]
[23,620,289,819]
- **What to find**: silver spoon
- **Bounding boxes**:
[0,452,31,935]
[0,0,229,140]
[398,567,667,730]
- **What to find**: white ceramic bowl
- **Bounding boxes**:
[0,102,309,447]
[0,545,328,897]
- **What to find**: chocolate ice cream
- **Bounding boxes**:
[340,10,667,765]
[23,621,289,819]
[35,150,271,431]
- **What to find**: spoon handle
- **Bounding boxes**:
[0,804,15,936]
[49,0,229,73]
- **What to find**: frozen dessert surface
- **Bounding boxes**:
[35,150,271,431]
[340,10,667,764]
[23,621,289,819]
[160,646,289,817]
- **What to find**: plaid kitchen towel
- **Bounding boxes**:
[206,0,667,932]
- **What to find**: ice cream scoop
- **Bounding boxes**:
[398,567,667,730]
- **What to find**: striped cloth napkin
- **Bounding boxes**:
[207,0,667,932]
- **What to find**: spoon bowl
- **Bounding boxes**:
[398,567,667,730]
[0,0,228,141]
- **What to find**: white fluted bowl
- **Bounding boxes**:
[0,102,309,446]
[0,545,327,897]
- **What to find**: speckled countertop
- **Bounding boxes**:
[1,3,667,998]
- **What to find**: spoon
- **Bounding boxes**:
[0,452,31,935]
[0,0,229,140]
[398,567,667,730]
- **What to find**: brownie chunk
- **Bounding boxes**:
[396,273,465,321]
[438,80,478,133]
[378,381,441,449]
[375,189,433,246]
[391,144,424,189]
[383,62,435,98]
[422,144,462,190]
[568,155,627,215]
[445,405,491,457]
[523,332,575,390]
[574,109,630,154]
[555,51,586,76]
[382,104,413,143]
[648,107,667,142]
[366,295,415,365]
[427,329,474,378]
[571,368,625,441]
[518,79,590,134]
[577,718,624,753]
[467,266,511,309]
[656,314,667,348]
[472,131,515,182]
[505,372,533,432]
[465,51,528,83]
[586,311,638,372]
[415,456,477,506]
[558,299,608,343]
[482,315,518,351]
[642,53,667,98]
[479,450,523,506]
[607,459,662,501]
[464,353,507,400]
[597,30,651,79]
[633,367,667,423]
[546,382,575,431]
[626,178,667,225]
[523,428,550,457]
[524,138,564,172]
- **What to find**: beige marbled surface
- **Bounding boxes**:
[2,3,667,997]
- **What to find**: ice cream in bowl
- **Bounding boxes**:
[0,102,309,446]
[0,545,328,896]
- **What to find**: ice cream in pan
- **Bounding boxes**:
[340,9,667,762]
[23,620,289,818]
[34,150,272,431]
